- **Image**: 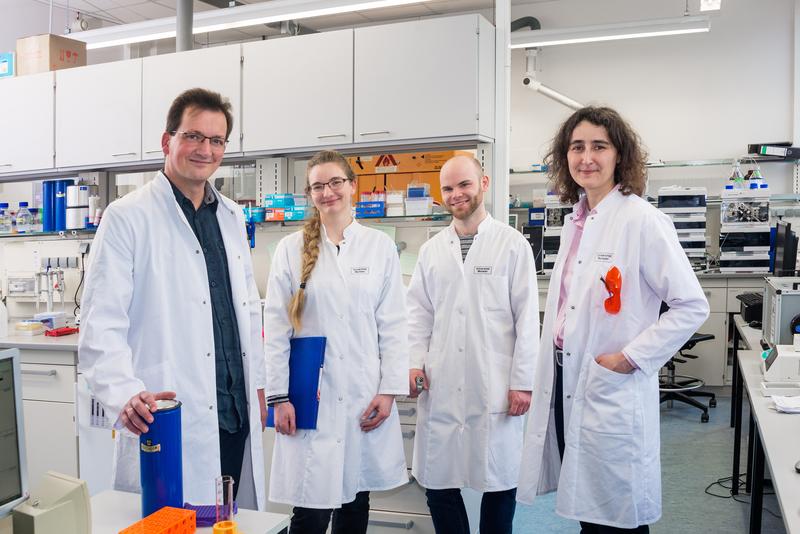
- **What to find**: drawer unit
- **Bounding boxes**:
[396,401,418,425]
[701,287,726,313]
[368,510,435,534]
[20,363,76,403]
[401,424,416,467]
[371,477,429,515]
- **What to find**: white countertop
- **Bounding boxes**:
[91,490,290,534]
[736,317,800,533]
[0,329,78,351]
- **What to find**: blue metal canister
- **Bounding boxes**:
[42,180,55,232]
[54,179,72,231]
[139,399,183,518]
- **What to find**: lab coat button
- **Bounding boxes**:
[578,260,582,265]
[458,347,464,352]
[338,396,343,401]
[210,281,217,287]
[206,352,211,358]
[202,300,207,305]
[209,405,213,410]
[544,389,549,395]
[242,352,246,358]
[570,305,575,310]
[567,395,572,399]
[337,439,342,444]
[566,352,571,357]
[243,301,247,306]
[195,250,200,254]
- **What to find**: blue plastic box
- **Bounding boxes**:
[355,201,386,218]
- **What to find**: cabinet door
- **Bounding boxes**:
[242,30,353,152]
[56,59,142,168]
[22,400,78,486]
[0,72,54,173]
[354,15,480,143]
[142,45,242,157]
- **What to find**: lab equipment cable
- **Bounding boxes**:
[704,473,782,519]
[73,251,86,316]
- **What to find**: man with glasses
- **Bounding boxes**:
[79,88,267,510]
[406,155,539,534]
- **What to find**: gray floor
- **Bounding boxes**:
[513,387,787,533]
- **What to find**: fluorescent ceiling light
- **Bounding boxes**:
[510,15,710,49]
[70,0,430,50]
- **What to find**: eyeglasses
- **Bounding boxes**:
[171,130,228,149]
[600,266,622,315]
[307,177,351,195]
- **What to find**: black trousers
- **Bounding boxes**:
[554,358,650,534]
[425,487,517,534]
[219,424,249,499]
[289,491,370,534]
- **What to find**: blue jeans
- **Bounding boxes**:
[425,487,517,534]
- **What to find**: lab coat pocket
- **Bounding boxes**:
[582,358,635,437]
[480,275,511,313]
[488,351,512,414]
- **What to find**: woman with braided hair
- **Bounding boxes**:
[263,150,409,533]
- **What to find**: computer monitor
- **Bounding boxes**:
[774,221,798,276]
[0,348,29,519]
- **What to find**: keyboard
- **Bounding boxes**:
[736,292,763,307]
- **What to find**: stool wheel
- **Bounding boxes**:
[709,399,717,408]
[701,412,709,423]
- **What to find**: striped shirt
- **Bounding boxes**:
[459,234,475,262]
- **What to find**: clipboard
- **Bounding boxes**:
[267,336,326,430]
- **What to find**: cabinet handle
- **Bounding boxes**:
[402,430,415,439]
[368,519,414,530]
[111,152,137,157]
[0,164,12,167]
[144,149,163,154]
[398,407,417,417]
[359,130,390,136]
[22,369,57,377]
[317,133,347,139]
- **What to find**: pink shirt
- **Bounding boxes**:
[553,196,592,349]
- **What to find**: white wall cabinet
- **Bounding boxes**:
[0,72,55,174]
[354,14,495,144]
[142,45,242,157]
[56,59,142,168]
[242,30,353,153]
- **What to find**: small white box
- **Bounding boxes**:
[405,197,433,216]
[386,206,405,217]
[386,191,405,205]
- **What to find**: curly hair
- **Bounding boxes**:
[545,107,648,205]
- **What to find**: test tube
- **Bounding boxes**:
[215,475,235,523]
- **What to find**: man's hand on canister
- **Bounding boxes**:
[408,368,429,399]
[595,352,635,374]
[120,390,176,435]
[507,390,532,416]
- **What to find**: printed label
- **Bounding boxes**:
[595,252,614,263]
[140,440,161,453]
[351,267,370,275]
[474,266,493,275]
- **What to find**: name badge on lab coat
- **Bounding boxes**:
[351,267,370,275]
[474,266,493,275]
[595,252,614,263]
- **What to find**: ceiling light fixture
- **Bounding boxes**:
[70,0,431,50]
[510,15,710,49]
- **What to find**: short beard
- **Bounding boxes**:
[446,192,482,220]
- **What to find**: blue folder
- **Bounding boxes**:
[267,336,326,430]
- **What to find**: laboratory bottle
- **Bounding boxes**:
[729,161,745,190]
[0,204,10,234]
[15,202,31,234]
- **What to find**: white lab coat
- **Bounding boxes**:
[264,221,409,509]
[406,214,539,491]
[517,189,709,528]
[78,171,266,509]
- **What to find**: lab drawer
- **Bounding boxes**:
[401,424,415,467]
[368,510,434,534]
[21,363,76,402]
[396,402,418,425]
[371,476,429,515]
[700,287,726,313]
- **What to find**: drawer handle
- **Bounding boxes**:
[402,430,415,439]
[0,163,12,167]
[368,519,414,530]
[22,369,57,377]
[111,152,137,157]
[398,407,417,417]
[144,149,163,154]
[359,130,390,136]
[317,133,347,139]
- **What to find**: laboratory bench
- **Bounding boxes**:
[731,315,800,534]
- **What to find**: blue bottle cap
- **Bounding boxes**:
[760,184,768,188]
[724,185,734,190]
[749,183,758,189]
[19,202,28,207]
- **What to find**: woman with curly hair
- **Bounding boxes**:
[517,107,709,533]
